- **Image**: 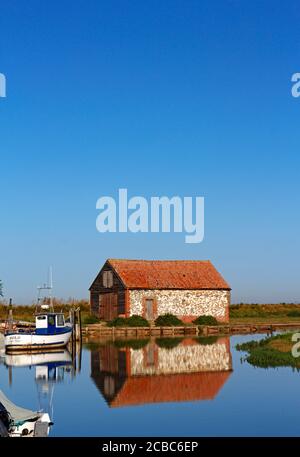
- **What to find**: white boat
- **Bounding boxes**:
[0,389,52,437]
[0,349,75,437]
[4,313,73,351]
[4,269,73,352]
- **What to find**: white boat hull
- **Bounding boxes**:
[5,328,72,352]
[9,413,52,437]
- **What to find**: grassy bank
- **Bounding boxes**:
[230,303,300,320]
[0,299,91,324]
[229,316,300,324]
[236,332,300,369]
[1,302,300,327]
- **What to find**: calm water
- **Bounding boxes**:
[1,333,300,437]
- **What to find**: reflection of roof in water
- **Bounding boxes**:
[91,337,232,408]
[109,371,232,407]
[0,390,39,424]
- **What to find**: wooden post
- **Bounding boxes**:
[8,366,12,386]
[70,309,74,345]
[78,308,82,342]
[70,308,77,377]
[8,298,13,332]
[77,339,82,373]
[70,308,75,362]
[74,307,81,341]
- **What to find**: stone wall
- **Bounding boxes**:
[129,289,230,322]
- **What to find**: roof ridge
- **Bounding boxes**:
[101,259,231,290]
[108,258,211,262]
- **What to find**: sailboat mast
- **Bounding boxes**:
[49,266,53,310]
[36,267,54,313]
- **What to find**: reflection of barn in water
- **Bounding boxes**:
[91,337,232,407]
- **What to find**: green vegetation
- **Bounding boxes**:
[236,332,300,369]
[0,299,90,323]
[230,303,300,319]
[287,311,300,318]
[83,341,106,351]
[84,338,150,350]
[154,313,184,327]
[113,338,150,349]
[195,336,218,345]
[107,317,127,327]
[82,315,101,325]
[107,315,150,327]
[193,315,219,325]
[155,337,184,349]
[4,301,300,328]
[0,303,36,322]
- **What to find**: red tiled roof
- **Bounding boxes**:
[107,259,230,290]
[110,371,232,407]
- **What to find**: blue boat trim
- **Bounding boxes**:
[6,327,72,337]
[35,326,73,336]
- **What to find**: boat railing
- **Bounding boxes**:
[5,327,34,335]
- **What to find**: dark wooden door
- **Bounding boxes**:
[101,293,118,320]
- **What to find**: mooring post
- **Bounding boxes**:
[71,308,75,348]
[70,308,77,376]
[75,307,81,341]
[8,366,12,386]
[78,307,82,342]
[77,339,82,373]
[8,298,13,332]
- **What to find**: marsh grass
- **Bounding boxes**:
[236,332,300,369]
[0,299,90,323]
[230,303,300,319]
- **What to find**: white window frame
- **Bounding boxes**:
[36,315,48,329]
[56,314,65,328]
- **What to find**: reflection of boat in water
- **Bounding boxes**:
[91,337,233,408]
[0,348,75,437]
[4,349,72,368]
[0,389,51,437]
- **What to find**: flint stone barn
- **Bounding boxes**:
[89,259,231,323]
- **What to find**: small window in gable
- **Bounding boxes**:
[102,271,107,287]
[103,270,113,288]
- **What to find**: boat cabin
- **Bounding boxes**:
[35,313,67,335]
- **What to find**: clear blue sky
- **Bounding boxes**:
[1,0,299,304]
